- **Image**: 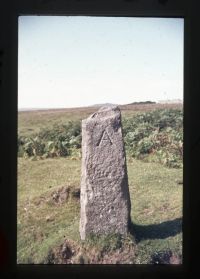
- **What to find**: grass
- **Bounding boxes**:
[17,103,183,264]
[17,157,81,263]
[17,156,182,264]
[18,107,97,137]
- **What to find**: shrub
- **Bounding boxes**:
[122,109,183,168]
[18,109,183,168]
[18,121,81,158]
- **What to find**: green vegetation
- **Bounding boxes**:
[18,120,81,158]
[123,109,183,168]
[17,103,183,264]
[18,108,183,169]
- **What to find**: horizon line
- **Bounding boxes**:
[18,99,183,111]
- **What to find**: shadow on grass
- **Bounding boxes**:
[129,217,182,243]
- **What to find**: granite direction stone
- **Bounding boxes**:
[79,105,131,240]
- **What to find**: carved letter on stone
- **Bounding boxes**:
[97,129,112,146]
[79,105,131,240]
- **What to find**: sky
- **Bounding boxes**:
[18,16,184,109]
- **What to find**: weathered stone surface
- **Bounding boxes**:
[80,105,131,240]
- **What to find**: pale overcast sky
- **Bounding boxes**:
[18,16,183,109]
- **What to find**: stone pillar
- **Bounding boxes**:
[79,105,131,240]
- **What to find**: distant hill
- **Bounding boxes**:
[126,101,156,105]
[92,103,118,107]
